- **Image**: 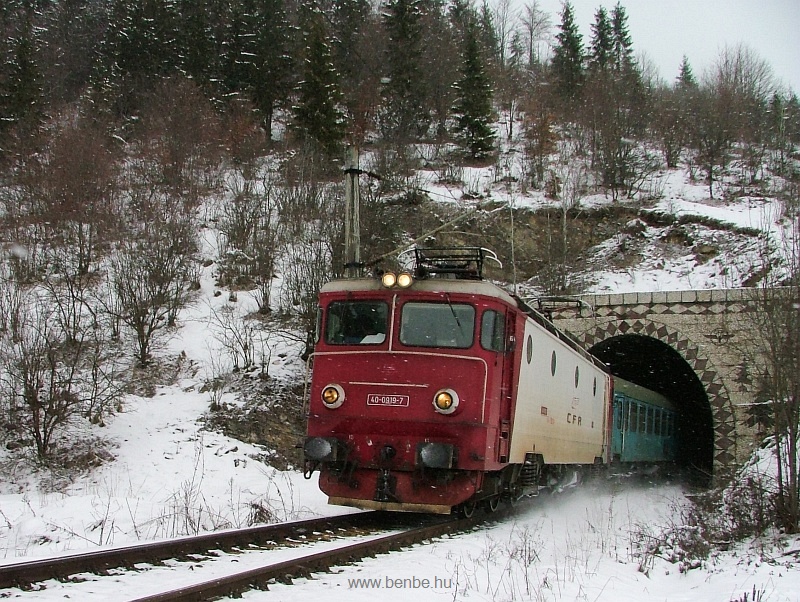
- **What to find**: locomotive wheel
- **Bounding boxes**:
[486,496,500,513]
[460,501,477,518]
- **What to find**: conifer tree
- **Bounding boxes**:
[452,17,495,159]
[250,0,293,136]
[550,1,583,104]
[786,93,800,147]
[588,7,613,72]
[381,0,429,141]
[420,0,460,140]
[329,0,376,138]
[220,0,292,136]
[92,0,178,117]
[38,0,104,107]
[448,0,472,33]
[610,2,635,74]
[1,3,43,136]
[220,0,250,94]
[676,55,697,89]
[114,0,177,81]
[175,0,222,89]
[293,10,345,157]
[478,0,500,68]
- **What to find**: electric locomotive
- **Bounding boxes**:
[303,247,677,514]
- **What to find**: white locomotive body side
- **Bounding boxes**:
[508,313,612,465]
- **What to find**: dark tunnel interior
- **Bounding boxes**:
[589,334,715,478]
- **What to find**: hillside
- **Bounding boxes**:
[0,144,798,600]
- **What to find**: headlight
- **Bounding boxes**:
[321,384,345,409]
[381,271,413,288]
[433,388,459,415]
[381,272,397,287]
[397,272,413,288]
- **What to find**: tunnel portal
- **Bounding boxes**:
[590,334,715,476]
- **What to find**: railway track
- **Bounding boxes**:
[0,511,390,589]
[0,506,504,600]
[130,512,489,601]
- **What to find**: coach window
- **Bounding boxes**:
[400,301,475,348]
[629,403,638,432]
[480,310,505,352]
[325,301,388,345]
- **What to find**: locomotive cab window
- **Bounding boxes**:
[400,302,475,348]
[314,306,323,343]
[480,310,505,352]
[325,301,388,345]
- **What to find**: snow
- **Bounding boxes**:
[265,482,800,602]
[2,148,799,600]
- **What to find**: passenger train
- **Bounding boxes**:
[303,248,677,515]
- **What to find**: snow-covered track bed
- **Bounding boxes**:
[127,512,486,601]
[0,511,387,590]
[0,509,503,600]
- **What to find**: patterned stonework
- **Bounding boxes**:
[547,288,759,479]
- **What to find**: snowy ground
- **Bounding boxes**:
[1,163,799,600]
[266,482,800,602]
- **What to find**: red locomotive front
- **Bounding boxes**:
[304,269,519,514]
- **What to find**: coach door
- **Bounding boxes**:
[611,394,625,460]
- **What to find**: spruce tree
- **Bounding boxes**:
[329,0,374,137]
[293,10,345,157]
[115,0,177,81]
[175,0,220,89]
[478,0,500,68]
[610,2,635,74]
[448,0,472,33]
[452,17,495,160]
[2,3,43,135]
[92,0,178,117]
[250,0,293,136]
[220,0,292,136]
[420,0,460,140]
[786,94,800,147]
[381,0,429,142]
[551,1,583,104]
[589,7,613,72]
[676,55,697,89]
[220,0,250,94]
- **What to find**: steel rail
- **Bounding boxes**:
[129,513,487,602]
[0,511,387,589]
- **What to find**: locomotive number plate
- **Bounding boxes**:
[367,394,410,407]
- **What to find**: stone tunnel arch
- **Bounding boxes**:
[579,319,737,480]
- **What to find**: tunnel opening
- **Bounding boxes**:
[589,334,715,480]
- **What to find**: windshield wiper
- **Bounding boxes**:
[444,293,464,331]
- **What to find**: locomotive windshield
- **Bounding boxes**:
[400,301,475,348]
[325,301,388,345]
